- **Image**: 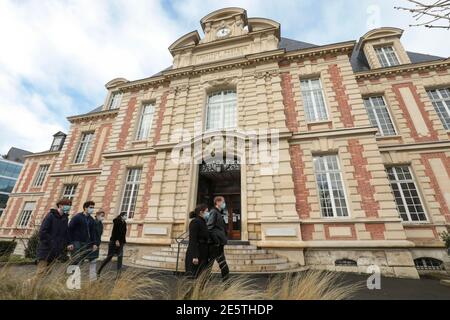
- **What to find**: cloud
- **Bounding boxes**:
[0,0,448,154]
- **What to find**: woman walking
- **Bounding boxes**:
[97,212,127,276]
[185,204,210,279]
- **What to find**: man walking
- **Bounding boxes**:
[68,201,98,267]
[33,198,73,280]
[86,209,105,281]
[207,196,230,281]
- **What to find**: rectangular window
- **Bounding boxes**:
[300,78,329,122]
[109,92,122,110]
[62,184,77,201]
[74,132,94,164]
[386,166,427,222]
[313,155,349,218]
[136,103,155,140]
[119,168,142,219]
[18,202,36,228]
[50,136,64,151]
[33,165,50,187]
[375,46,400,68]
[363,96,396,136]
[205,90,237,131]
[427,88,450,130]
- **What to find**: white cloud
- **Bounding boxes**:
[0,0,448,154]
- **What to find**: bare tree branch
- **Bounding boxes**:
[395,0,450,29]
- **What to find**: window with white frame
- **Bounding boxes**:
[363,96,397,136]
[62,184,77,201]
[74,132,94,164]
[300,78,329,122]
[386,166,427,222]
[313,155,349,218]
[33,165,50,187]
[427,88,450,130]
[17,202,35,228]
[374,46,400,68]
[205,90,237,131]
[50,136,64,151]
[109,92,122,110]
[136,103,155,140]
[119,168,142,219]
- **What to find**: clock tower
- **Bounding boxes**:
[168,7,281,68]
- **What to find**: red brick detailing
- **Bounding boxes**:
[139,157,157,220]
[280,72,299,133]
[324,224,357,240]
[102,160,121,219]
[420,153,450,223]
[365,224,385,240]
[6,198,23,228]
[289,145,311,219]
[89,124,112,168]
[348,139,380,218]
[301,224,315,241]
[20,162,38,193]
[117,96,138,150]
[60,127,80,169]
[153,91,170,145]
[392,82,438,142]
[328,64,355,128]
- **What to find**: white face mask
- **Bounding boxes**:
[121,215,128,221]
[97,216,104,222]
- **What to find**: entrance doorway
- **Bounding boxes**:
[197,159,241,240]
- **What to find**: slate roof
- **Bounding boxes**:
[3,147,33,164]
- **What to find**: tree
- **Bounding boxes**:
[395,0,450,29]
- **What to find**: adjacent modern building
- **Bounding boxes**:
[0,147,32,218]
[1,8,449,278]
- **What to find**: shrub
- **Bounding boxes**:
[24,230,39,259]
[0,240,16,258]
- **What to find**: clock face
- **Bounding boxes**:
[216,27,230,38]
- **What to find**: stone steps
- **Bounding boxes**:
[132,243,300,274]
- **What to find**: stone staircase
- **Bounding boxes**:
[133,242,300,273]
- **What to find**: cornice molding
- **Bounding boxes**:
[116,42,356,92]
[355,59,450,80]
[50,169,102,177]
[103,148,157,159]
[67,109,119,123]
[290,126,378,142]
[23,151,60,159]
[378,140,450,152]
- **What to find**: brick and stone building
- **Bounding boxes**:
[1,8,449,278]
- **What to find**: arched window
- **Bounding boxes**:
[205,90,237,131]
[414,257,444,271]
[335,259,357,267]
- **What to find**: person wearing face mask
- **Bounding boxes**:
[207,196,230,281]
[86,209,105,281]
[97,211,127,276]
[68,201,98,266]
[33,198,73,280]
[185,204,209,279]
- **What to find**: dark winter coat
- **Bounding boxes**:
[68,212,98,246]
[36,209,69,262]
[207,207,228,246]
[110,217,127,245]
[185,216,209,277]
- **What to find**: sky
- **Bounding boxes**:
[0,0,449,155]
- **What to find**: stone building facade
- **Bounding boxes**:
[1,8,449,278]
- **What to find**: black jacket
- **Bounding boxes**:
[36,209,69,262]
[207,207,228,246]
[185,216,209,275]
[110,217,127,244]
[68,212,98,246]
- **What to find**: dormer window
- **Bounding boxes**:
[50,132,66,151]
[375,46,400,68]
[109,92,122,110]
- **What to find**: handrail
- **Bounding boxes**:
[174,231,189,275]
